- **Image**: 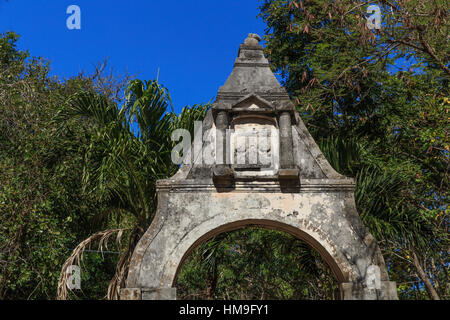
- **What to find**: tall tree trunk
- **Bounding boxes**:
[411,249,440,300]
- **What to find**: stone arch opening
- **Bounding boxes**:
[173,219,346,289]
[174,222,342,300]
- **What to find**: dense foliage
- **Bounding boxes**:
[0,32,118,299]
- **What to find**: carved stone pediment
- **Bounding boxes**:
[231,94,274,113]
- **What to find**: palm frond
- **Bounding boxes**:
[356,165,433,248]
[318,135,361,176]
[57,228,129,300]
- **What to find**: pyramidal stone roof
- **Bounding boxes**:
[213,34,293,111]
[164,33,350,183]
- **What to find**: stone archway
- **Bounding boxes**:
[173,219,348,288]
[174,223,341,300]
[120,34,398,300]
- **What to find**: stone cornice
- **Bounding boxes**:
[216,92,291,102]
[156,178,355,193]
[233,62,271,68]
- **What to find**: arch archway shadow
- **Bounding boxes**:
[174,220,346,287]
[175,224,341,300]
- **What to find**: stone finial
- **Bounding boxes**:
[244,33,262,46]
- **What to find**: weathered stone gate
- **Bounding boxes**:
[120,34,398,300]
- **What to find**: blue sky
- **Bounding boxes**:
[0,0,267,113]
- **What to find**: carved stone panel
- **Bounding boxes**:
[230,115,279,177]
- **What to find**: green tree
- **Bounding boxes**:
[55,79,208,299]
[0,32,120,299]
[258,0,448,299]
